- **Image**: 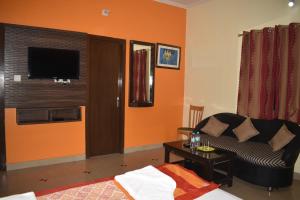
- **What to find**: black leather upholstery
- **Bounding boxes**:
[194,113,300,188]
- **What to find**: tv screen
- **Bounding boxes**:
[28,47,80,79]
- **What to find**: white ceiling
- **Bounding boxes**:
[155,0,207,8]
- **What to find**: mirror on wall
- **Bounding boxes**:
[129,40,155,107]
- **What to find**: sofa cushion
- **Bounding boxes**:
[200,116,229,137]
[269,125,295,152]
[233,118,260,142]
[200,134,286,167]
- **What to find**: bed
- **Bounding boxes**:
[0,189,241,200]
[0,164,242,200]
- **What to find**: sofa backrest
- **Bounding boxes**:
[194,113,300,145]
[194,113,300,165]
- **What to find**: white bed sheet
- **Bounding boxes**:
[195,188,242,200]
[0,192,36,200]
[115,165,176,200]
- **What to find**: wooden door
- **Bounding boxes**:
[86,35,125,157]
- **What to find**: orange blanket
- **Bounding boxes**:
[36,164,219,200]
[159,164,219,200]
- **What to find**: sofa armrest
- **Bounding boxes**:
[282,138,300,166]
[282,150,299,166]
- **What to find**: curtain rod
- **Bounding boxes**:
[238,33,243,37]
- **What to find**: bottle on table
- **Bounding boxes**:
[190,131,195,148]
[190,130,201,149]
[197,131,201,147]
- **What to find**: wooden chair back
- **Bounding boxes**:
[188,105,204,128]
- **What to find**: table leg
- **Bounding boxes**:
[164,148,170,163]
[207,162,214,181]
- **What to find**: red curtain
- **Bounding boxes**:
[133,49,147,104]
[237,23,300,123]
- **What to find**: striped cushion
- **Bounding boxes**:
[200,134,286,168]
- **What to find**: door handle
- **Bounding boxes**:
[117,97,120,108]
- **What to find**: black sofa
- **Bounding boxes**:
[193,113,300,189]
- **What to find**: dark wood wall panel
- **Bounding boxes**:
[0,25,6,170]
[4,25,87,108]
[17,107,81,124]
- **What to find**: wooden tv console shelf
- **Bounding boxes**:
[16,107,81,125]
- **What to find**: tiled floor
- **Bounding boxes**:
[0,148,300,200]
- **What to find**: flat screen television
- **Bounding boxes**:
[28,47,80,79]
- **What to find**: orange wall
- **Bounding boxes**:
[5,108,86,163]
[0,0,186,163]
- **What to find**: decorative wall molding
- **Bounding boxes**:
[154,0,187,8]
[6,154,86,171]
[124,143,163,154]
[155,0,209,8]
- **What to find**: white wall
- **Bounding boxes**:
[185,0,300,172]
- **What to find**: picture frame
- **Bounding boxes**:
[156,43,181,70]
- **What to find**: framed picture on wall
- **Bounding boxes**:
[156,43,181,70]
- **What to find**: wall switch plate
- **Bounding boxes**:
[14,75,21,82]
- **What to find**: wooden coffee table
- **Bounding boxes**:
[163,140,235,187]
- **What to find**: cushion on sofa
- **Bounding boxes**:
[233,118,259,142]
[269,125,295,152]
[200,134,286,167]
[200,116,229,137]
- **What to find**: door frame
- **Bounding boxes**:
[0,24,6,170]
[86,35,126,158]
